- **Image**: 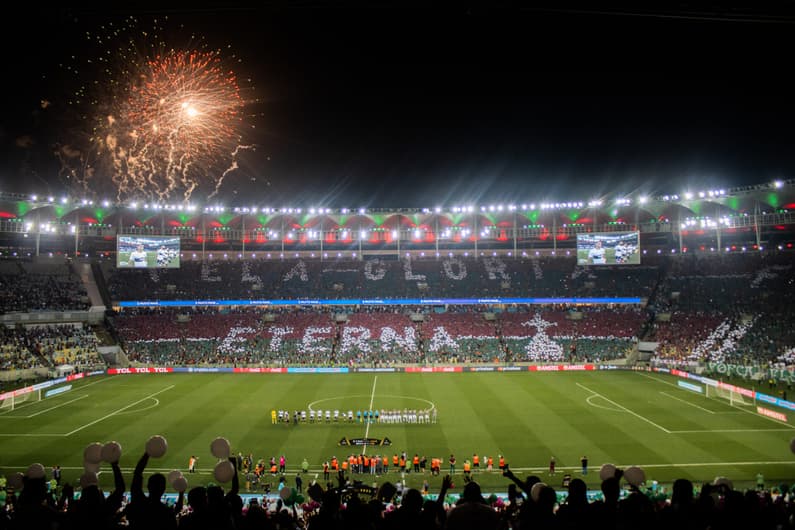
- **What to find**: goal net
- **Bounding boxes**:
[706,384,752,406]
[0,389,41,412]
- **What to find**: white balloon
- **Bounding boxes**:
[168,470,183,484]
[84,442,103,464]
[173,476,188,492]
[145,435,168,458]
[101,441,122,463]
[214,460,235,483]
[26,463,46,479]
[7,472,24,490]
[531,482,547,502]
[599,463,617,481]
[80,471,99,489]
[210,437,231,459]
[624,466,646,487]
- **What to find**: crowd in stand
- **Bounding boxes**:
[648,253,795,365]
[2,436,794,529]
[0,325,102,370]
[4,251,795,370]
[0,261,89,313]
[114,305,644,366]
[105,256,662,302]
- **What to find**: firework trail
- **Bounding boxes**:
[58,18,253,202]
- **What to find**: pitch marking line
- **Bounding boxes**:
[362,376,378,455]
[114,398,161,416]
[576,382,671,433]
[585,394,625,412]
[637,371,795,428]
[65,385,175,436]
[669,428,795,433]
[0,395,89,419]
[307,394,435,411]
[659,391,716,414]
[0,433,65,437]
[0,375,115,417]
[25,394,90,418]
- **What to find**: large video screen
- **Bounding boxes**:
[117,235,181,269]
[577,231,640,265]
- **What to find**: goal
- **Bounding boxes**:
[706,384,752,406]
[0,389,41,412]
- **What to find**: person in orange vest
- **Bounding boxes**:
[399,455,406,473]
[270,462,278,475]
[499,455,506,471]
[413,454,420,473]
[363,455,370,473]
[331,457,338,471]
[487,455,493,471]
[382,455,389,473]
[188,455,198,474]
[393,454,399,470]
[472,453,480,470]
[357,454,364,474]
[463,459,471,478]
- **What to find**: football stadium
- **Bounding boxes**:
[1,180,795,527]
[3,3,795,528]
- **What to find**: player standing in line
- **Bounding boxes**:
[130,243,148,268]
[588,240,606,264]
[188,455,198,473]
[549,456,556,476]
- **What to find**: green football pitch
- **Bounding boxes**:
[1,371,794,493]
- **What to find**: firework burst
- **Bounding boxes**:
[58,17,254,202]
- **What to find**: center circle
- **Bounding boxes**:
[307,394,435,412]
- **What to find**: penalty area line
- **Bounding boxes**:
[65,385,175,436]
[659,391,716,414]
[576,382,671,434]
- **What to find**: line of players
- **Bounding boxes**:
[319,452,508,480]
[156,246,179,267]
[271,408,438,425]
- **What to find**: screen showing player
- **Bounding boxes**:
[576,231,640,265]
[117,235,181,268]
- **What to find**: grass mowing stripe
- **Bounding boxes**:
[659,391,716,414]
[26,395,90,418]
[65,385,175,436]
[3,372,794,491]
[576,382,671,434]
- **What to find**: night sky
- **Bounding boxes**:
[1,4,794,207]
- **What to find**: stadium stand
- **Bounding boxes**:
[104,256,662,301]
[0,260,90,313]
